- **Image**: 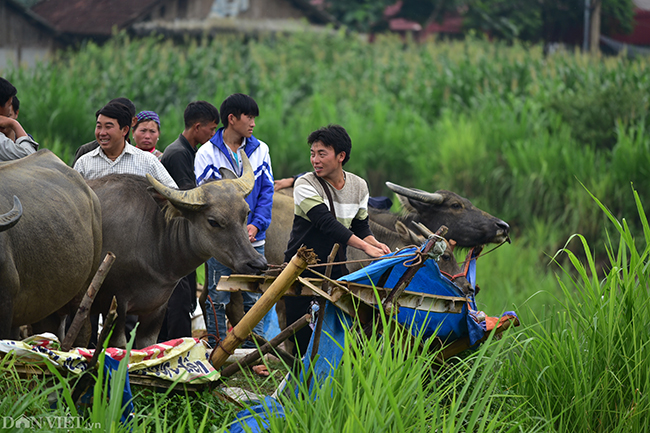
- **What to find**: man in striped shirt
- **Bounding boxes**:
[283,124,390,355]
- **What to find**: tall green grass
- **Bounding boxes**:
[501,187,650,432]
[256,310,530,432]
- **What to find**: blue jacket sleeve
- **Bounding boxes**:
[249,155,274,233]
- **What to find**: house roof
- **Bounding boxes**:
[4,0,62,37]
[31,0,162,36]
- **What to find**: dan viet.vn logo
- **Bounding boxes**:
[2,415,101,429]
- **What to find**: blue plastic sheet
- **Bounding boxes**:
[340,247,485,346]
[229,396,285,433]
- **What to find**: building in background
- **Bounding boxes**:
[30,0,335,42]
[0,0,65,69]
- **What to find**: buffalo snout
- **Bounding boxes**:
[235,252,268,275]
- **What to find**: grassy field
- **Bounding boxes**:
[2,31,650,431]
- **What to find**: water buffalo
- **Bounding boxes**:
[87,154,267,349]
[371,182,510,247]
[0,150,103,340]
[265,182,509,266]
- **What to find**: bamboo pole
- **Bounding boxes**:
[62,252,116,352]
[221,313,311,378]
[250,333,298,366]
[306,243,339,387]
[210,247,316,369]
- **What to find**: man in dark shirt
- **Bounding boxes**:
[157,101,219,341]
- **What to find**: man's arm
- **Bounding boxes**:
[306,207,386,257]
[0,118,38,161]
[350,217,391,255]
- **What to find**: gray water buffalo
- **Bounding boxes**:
[87,154,267,349]
[0,150,103,340]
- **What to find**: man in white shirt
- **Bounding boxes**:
[0,77,38,161]
[73,102,177,189]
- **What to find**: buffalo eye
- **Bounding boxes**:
[441,254,451,261]
[451,203,462,210]
[208,218,222,228]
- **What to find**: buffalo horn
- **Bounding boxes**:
[0,196,23,232]
[385,181,444,204]
[146,175,207,211]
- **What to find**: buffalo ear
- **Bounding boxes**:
[146,186,169,210]
[219,167,238,180]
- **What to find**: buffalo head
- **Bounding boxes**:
[146,154,267,275]
[382,182,510,247]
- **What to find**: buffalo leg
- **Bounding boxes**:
[0,292,12,339]
[31,312,65,339]
[135,305,167,349]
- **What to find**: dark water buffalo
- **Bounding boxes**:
[0,196,22,231]
[87,154,267,349]
[265,182,509,266]
[0,150,103,340]
[370,182,510,248]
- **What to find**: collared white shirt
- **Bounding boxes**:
[73,143,178,189]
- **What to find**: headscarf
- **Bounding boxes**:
[136,110,160,128]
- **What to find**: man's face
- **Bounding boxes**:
[0,97,12,117]
[310,141,345,179]
[230,113,255,139]
[195,120,218,144]
[96,114,128,156]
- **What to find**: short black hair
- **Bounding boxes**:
[184,101,220,129]
[307,124,352,165]
[0,77,17,107]
[96,102,132,131]
[220,93,259,128]
[108,97,136,118]
[11,95,19,114]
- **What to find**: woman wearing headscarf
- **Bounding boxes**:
[133,110,163,159]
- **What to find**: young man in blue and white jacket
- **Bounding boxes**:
[194,93,274,349]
